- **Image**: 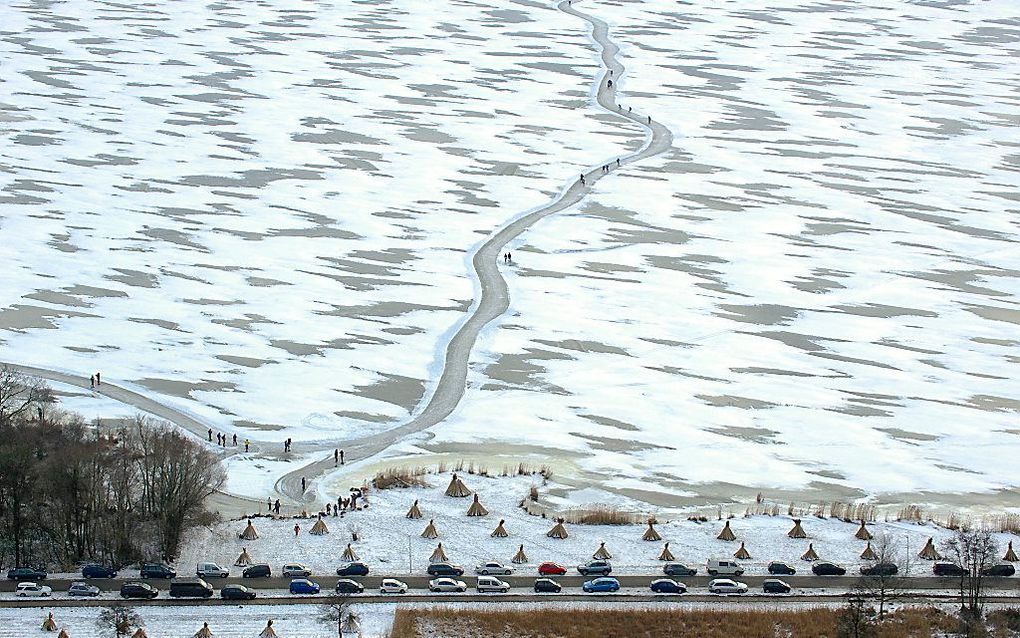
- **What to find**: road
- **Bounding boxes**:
[1,0,675,518]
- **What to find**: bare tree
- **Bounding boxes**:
[318,593,352,636]
[941,527,998,624]
[0,366,52,426]
[855,532,913,620]
[836,596,876,638]
[97,605,142,638]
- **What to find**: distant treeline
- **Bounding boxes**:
[0,366,224,570]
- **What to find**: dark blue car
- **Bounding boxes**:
[650,578,686,594]
[289,578,321,595]
[582,577,620,593]
[336,562,369,577]
[82,564,118,579]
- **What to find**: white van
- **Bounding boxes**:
[476,576,510,593]
[707,558,744,577]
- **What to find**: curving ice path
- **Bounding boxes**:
[3,0,674,513]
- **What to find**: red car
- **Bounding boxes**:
[538,562,567,576]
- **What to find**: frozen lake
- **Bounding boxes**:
[1,0,1018,511]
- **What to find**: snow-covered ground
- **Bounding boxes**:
[1,0,1017,513]
[178,473,1016,577]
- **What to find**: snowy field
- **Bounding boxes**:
[2,0,1019,513]
[178,473,1017,577]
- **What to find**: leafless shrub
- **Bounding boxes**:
[371,467,428,490]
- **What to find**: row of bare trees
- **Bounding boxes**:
[0,366,224,570]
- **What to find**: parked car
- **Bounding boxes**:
[763,579,792,594]
[282,564,312,578]
[426,562,465,577]
[380,578,408,594]
[860,563,899,577]
[538,562,567,576]
[707,558,744,577]
[335,579,365,594]
[82,564,117,579]
[476,576,510,593]
[7,567,46,581]
[120,582,159,599]
[534,578,561,593]
[221,584,256,600]
[289,578,321,595]
[768,561,796,576]
[196,562,229,579]
[663,563,697,577]
[15,582,52,597]
[429,577,467,593]
[68,582,100,597]
[650,578,686,594]
[169,578,214,598]
[709,578,748,594]
[140,563,176,579]
[475,561,513,576]
[982,564,1016,577]
[933,563,966,577]
[242,564,271,579]
[336,562,369,577]
[812,562,846,576]
[582,577,620,593]
[577,560,612,576]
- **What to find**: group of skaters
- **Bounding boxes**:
[207,428,250,452]
[268,487,366,520]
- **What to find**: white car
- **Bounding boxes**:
[196,562,228,578]
[428,577,467,593]
[476,576,510,593]
[475,561,513,576]
[379,578,408,594]
[16,582,52,597]
[708,578,748,594]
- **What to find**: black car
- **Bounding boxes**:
[82,564,117,579]
[426,563,465,577]
[140,563,176,579]
[768,561,796,576]
[933,562,966,577]
[336,562,369,577]
[982,564,1016,577]
[6,567,46,581]
[534,578,562,593]
[221,584,256,600]
[860,563,898,577]
[335,579,365,594]
[650,578,686,594]
[663,563,697,577]
[242,564,271,578]
[763,579,792,594]
[812,562,846,576]
[120,582,159,599]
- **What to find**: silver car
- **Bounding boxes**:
[475,561,513,576]
[282,563,312,578]
[428,577,467,593]
[68,581,100,597]
[708,578,748,594]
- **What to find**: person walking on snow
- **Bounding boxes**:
[96,371,100,385]
[293,523,300,536]
[90,375,95,389]
[232,433,237,446]
[245,439,250,452]
[301,476,306,492]
[340,449,345,464]
[274,499,281,515]
[334,448,339,466]
[208,428,212,442]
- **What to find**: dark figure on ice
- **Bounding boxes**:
[274,499,281,515]
[208,428,213,442]
[617,158,621,167]
[245,439,250,452]
[217,433,222,446]
[90,375,95,389]
[334,448,339,466]
[301,476,306,492]
[232,433,237,446]
[607,79,612,88]
[293,524,300,536]
[580,173,585,185]
[95,371,101,385]
[340,449,345,464]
